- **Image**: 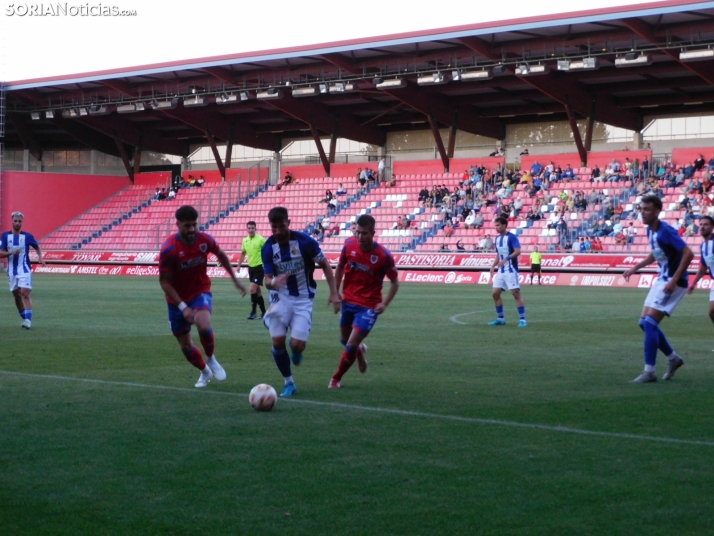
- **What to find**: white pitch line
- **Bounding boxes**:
[1,370,713,448]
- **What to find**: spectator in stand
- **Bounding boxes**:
[591,237,603,252]
[526,208,542,221]
[196,176,205,187]
[642,156,650,176]
[464,211,477,229]
[386,174,397,188]
[187,175,197,187]
[684,220,700,237]
[531,161,543,176]
[168,188,177,200]
[708,153,714,171]
[512,196,524,217]
[378,157,386,182]
[520,148,530,156]
[624,221,637,246]
[439,243,451,252]
[579,237,587,252]
[153,188,161,200]
[591,164,601,181]
[319,190,335,205]
[418,187,429,204]
[479,234,493,252]
[336,183,347,196]
[695,154,706,172]
[158,188,168,200]
[401,215,411,230]
[357,168,367,189]
[443,220,454,238]
[562,164,575,181]
[563,240,573,252]
[702,172,712,192]
[615,231,627,246]
[456,240,466,252]
[689,177,704,195]
[683,162,696,179]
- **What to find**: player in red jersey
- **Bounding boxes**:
[159,205,247,388]
[329,214,400,388]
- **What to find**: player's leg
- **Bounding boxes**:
[633,283,685,382]
[254,267,266,316]
[512,283,526,327]
[287,299,313,366]
[190,293,226,381]
[11,285,26,326]
[538,265,542,285]
[266,299,296,395]
[488,275,506,325]
[18,278,33,328]
[331,307,375,387]
[247,266,259,319]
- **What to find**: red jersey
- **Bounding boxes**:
[159,232,220,303]
[339,237,398,308]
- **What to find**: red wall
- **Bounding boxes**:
[520,153,583,172]
[1,172,130,238]
[394,159,446,175]
[134,171,172,186]
[671,147,714,167]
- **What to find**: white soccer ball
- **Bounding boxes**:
[249,384,277,412]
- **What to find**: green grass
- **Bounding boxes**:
[1,275,714,535]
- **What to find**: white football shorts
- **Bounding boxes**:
[263,292,313,341]
[9,274,32,292]
[644,279,687,316]
[709,287,714,302]
[493,271,520,291]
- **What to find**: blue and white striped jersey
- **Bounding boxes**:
[495,232,521,273]
[262,231,326,299]
[647,220,688,287]
[700,237,714,279]
[0,232,38,278]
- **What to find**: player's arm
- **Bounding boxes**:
[665,245,693,293]
[30,243,46,266]
[687,259,708,294]
[622,252,655,280]
[334,263,345,296]
[159,269,195,323]
[215,247,247,297]
[316,257,341,313]
[237,249,246,268]
[489,251,499,274]
[375,272,400,314]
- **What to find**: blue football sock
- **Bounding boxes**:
[656,326,673,356]
[272,347,292,378]
[643,316,661,367]
[638,317,646,332]
[517,306,526,321]
[26,310,32,321]
[19,309,26,319]
[496,305,504,320]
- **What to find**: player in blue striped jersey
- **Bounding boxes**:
[488,216,526,327]
[0,212,46,329]
[623,195,693,382]
[687,215,714,329]
[262,207,341,396]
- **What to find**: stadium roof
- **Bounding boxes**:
[5,0,714,176]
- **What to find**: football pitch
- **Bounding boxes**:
[1,275,714,535]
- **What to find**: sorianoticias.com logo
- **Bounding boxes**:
[5,3,137,16]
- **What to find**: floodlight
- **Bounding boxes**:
[78,107,89,116]
[117,103,139,113]
[45,110,54,119]
[61,109,79,118]
[150,98,178,110]
[372,77,385,85]
[30,112,40,120]
[216,93,237,104]
[557,60,571,71]
[492,64,506,75]
[239,91,250,101]
[615,54,651,67]
[183,96,207,107]
[292,86,319,97]
[559,58,599,71]
[257,88,283,100]
[516,64,549,76]
[417,72,447,86]
[319,83,328,94]
[451,70,461,81]
[375,78,406,89]
[680,49,714,62]
[460,69,493,81]
[88,105,109,115]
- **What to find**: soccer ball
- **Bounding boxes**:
[249,384,277,412]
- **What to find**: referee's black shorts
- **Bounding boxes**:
[531,263,542,273]
[248,266,265,286]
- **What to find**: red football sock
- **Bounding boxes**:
[199,329,215,358]
[183,346,206,370]
[333,349,357,381]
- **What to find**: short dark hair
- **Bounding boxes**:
[268,206,289,224]
[494,216,508,226]
[640,195,662,210]
[175,205,198,222]
[246,221,256,227]
[701,215,714,226]
[356,214,376,231]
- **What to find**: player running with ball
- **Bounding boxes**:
[159,205,247,388]
[329,214,400,389]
